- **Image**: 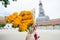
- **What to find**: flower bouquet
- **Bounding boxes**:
[6,10,34,32]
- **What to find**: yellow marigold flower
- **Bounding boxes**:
[23,15,33,20]
[27,11,32,15]
[19,23,27,31]
[7,20,11,23]
[23,10,28,15]
[30,19,34,24]
[6,16,10,20]
[12,11,18,16]
[6,16,12,23]
[19,11,26,16]
[10,12,18,19]
[12,21,19,27]
[25,19,34,25]
[17,16,22,21]
[22,15,29,20]
[10,15,16,20]
[14,17,22,23]
[19,11,23,16]
[24,20,31,26]
[28,15,33,19]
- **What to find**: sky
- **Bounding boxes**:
[0,0,60,19]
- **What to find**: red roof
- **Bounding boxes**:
[0,17,6,24]
[37,19,60,25]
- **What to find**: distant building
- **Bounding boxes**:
[36,0,60,29]
[0,16,6,24]
[0,16,13,29]
[36,0,49,23]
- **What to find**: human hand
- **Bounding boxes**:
[26,24,40,40]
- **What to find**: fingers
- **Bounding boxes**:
[32,24,37,27]
[32,24,37,31]
[27,24,37,34]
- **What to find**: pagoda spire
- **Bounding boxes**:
[39,0,45,17]
[36,0,49,23]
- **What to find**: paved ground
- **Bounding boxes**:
[0,29,60,40]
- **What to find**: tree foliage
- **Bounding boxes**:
[0,0,17,8]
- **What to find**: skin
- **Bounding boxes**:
[26,24,40,40]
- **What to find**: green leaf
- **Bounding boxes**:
[27,25,32,30]
[18,29,22,32]
[12,25,18,28]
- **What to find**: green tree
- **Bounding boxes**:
[0,0,17,8]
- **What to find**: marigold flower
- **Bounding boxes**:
[12,11,18,16]
[19,23,27,31]
[28,15,33,19]
[6,16,12,23]
[12,21,19,27]
[27,11,32,15]
[17,16,22,21]
[19,10,27,16]
[22,15,29,20]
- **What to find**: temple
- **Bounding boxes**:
[36,0,49,23]
[36,0,60,29]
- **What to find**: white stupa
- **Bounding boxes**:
[36,0,49,23]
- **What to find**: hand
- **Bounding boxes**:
[28,24,37,34]
[26,24,39,40]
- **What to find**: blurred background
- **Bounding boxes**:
[0,0,60,19]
